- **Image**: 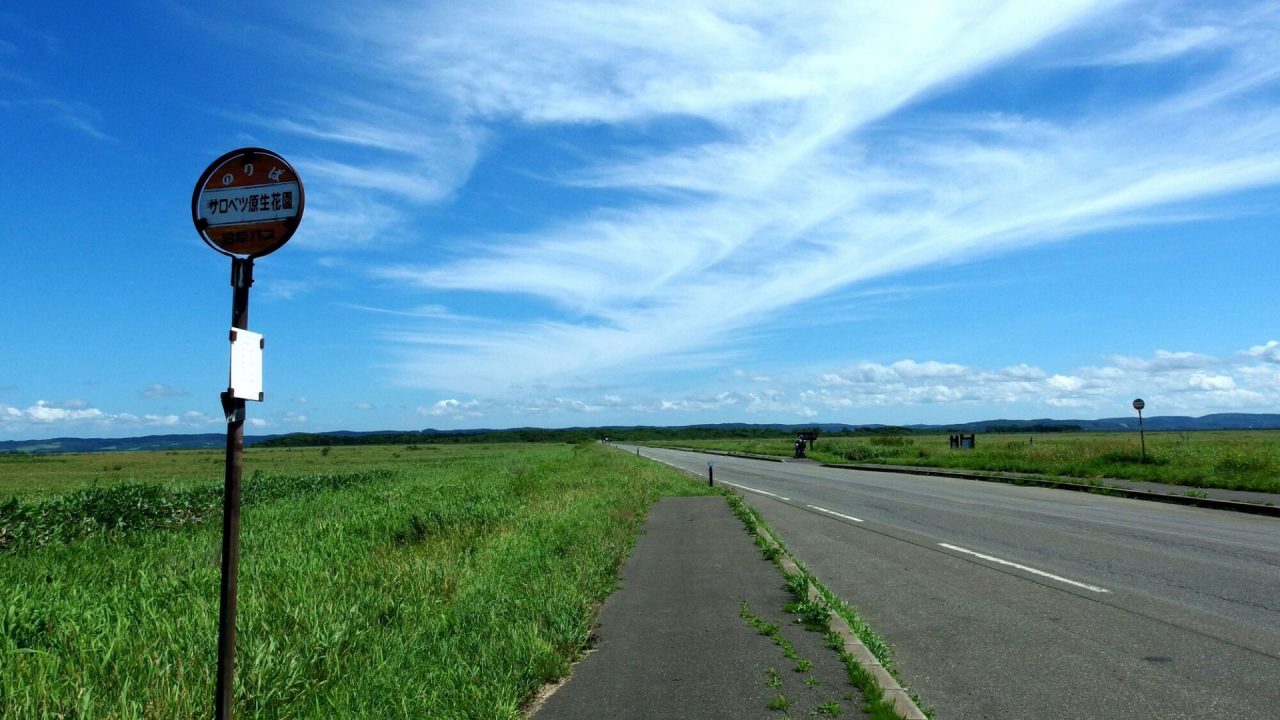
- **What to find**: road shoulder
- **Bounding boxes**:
[532,495,865,719]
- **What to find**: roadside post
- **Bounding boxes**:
[708,460,714,487]
[1133,398,1146,462]
[192,147,304,720]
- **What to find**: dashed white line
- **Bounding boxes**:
[938,543,1110,593]
[807,505,864,523]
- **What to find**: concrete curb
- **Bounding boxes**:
[623,446,928,719]
[820,462,1280,518]
[766,528,928,720]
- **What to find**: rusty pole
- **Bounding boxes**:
[215,257,253,720]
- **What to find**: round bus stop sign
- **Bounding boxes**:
[192,147,304,258]
[1132,398,1145,411]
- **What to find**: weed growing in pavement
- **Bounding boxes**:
[740,602,798,659]
[756,533,782,560]
[784,571,809,598]
[724,490,933,720]
[816,699,844,716]
[791,599,831,631]
[740,601,856,716]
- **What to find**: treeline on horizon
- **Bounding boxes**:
[252,423,1086,448]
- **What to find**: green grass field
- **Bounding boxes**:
[0,443,497,501]
[0,443,710,718]
[653,430,1280,493]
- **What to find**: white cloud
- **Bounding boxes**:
[721,341,1280,417]
[510,397,604,415]
[469,340,1274,423]
[1186,373,1235,391]
[373,1,1103,127]
[19,400,103,423]
[0,98,117,142]
[353,1,1280,396]
[1046,375,1086,392]
[419,398,483,419]
[640,389,797,416]
[1109,350,1220,372]
[141,383,185,399]
[1244,340,1280,363]
[1085,25,1228,66]
[0,400,223,434]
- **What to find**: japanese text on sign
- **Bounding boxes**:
[201,182,301,227]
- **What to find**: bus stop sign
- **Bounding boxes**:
[192,147,304,258]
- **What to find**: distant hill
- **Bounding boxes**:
[2,413,1277,454]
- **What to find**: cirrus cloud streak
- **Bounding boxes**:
[342,1,1280,396]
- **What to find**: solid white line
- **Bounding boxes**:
[634,452,793,501]
[721,481,790,502]
[807,505,864,523]
[938,543,1110,593]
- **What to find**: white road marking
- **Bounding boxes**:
[938,543,1110,593]
[721,481,790,502]
[807,505,864,523]
[634,451,793,501]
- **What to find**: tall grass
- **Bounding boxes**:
[0,469,394,552]
[0,444,504,501]
[0,443,708,718]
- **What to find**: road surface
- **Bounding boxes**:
[627,445,1280,720]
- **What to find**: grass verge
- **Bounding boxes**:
[651,430,1280,493]
[1,442,709,718]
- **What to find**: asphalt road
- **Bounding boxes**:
[626,445,1280,720]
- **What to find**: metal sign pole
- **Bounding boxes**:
[1137,408,1146,463]
[1132,398,1147,464]
[214,257,253,720]
[193,146,302,720]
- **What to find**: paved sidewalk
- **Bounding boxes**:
[533,495,865,720]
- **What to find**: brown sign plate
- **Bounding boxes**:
[193,147,304,258]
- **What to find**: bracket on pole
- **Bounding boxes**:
[220,391,245,424]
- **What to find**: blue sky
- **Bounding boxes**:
[2,1,1278,439]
